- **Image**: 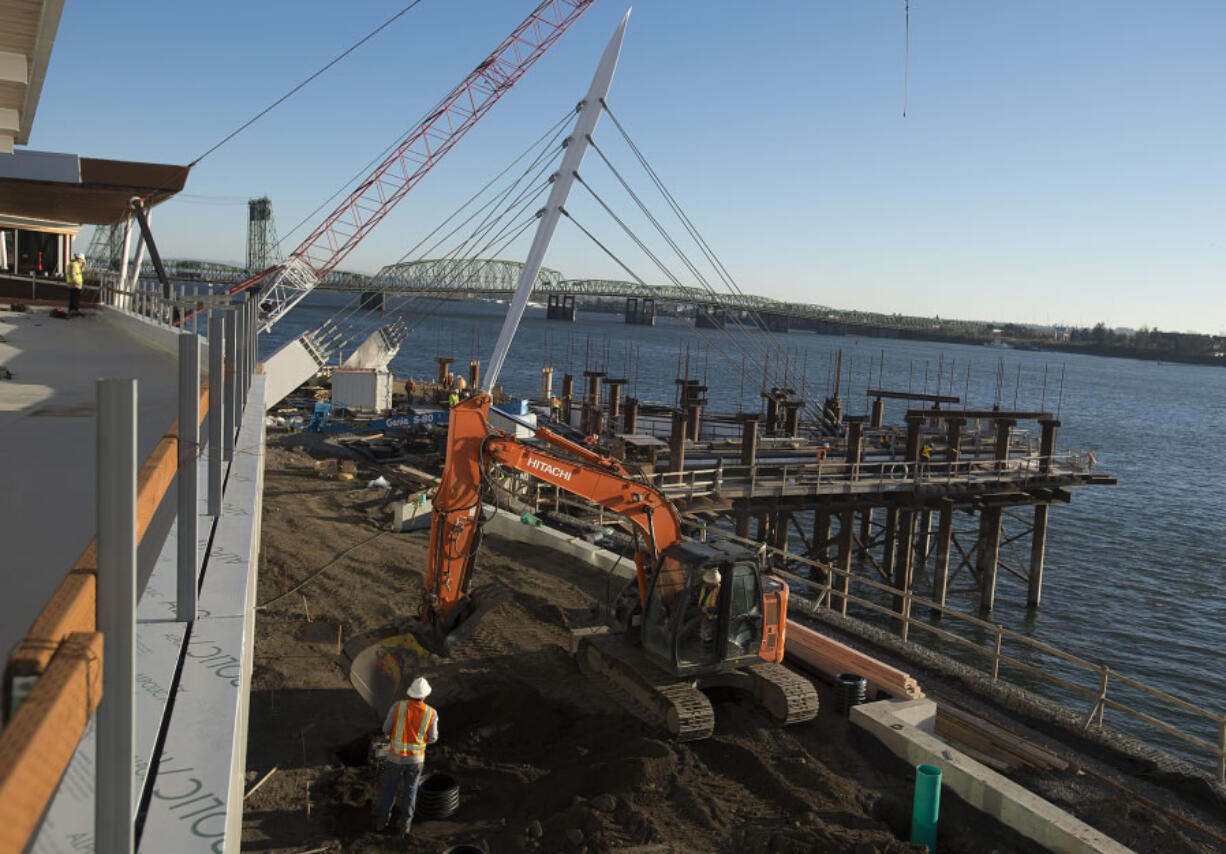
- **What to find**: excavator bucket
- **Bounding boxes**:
[345,584,510,712]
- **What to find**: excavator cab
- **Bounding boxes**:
[640,540,774,676]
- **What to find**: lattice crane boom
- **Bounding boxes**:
[236,0,597,332]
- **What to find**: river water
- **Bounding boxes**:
[260,291,1226,767]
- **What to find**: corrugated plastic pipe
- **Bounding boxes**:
[910,763,942,850]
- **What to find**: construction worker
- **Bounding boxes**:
[448,389,460,408]
[456,375,467,393]
[550,396,561,420]
[376,676,438,836]
[698,568,721,649]
[65,252,85,316]
[920,443,933,461]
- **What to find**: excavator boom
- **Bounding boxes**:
[423,394,679,635]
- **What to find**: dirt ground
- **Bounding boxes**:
[241,435,1225,853]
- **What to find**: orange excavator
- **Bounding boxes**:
[414,393,818,740]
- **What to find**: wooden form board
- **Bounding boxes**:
[785,621,924,700]
[936,703,1069,774]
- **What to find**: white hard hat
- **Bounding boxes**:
[702,568,721,586]
[407,676,432,699]
[74,252,85,260]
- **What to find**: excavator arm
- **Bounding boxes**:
[420,393,681,638]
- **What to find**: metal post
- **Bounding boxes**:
[248,296,257,395]
[235,303,247,416]
[177,332,200,621]
[208,317,224,515]
[96,378,137,854]
[117,218,133,310]
[224,310,236,460]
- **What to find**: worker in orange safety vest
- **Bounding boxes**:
[375,676,438,836]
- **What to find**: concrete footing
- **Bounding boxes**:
[851,699,1133,854]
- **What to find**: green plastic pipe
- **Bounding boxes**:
[911,763,942,850]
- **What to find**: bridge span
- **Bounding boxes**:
[142,256,990,338]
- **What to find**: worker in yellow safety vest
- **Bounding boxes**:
[448,390,460,408]
[376,676,438,836]
[65,252,85,316]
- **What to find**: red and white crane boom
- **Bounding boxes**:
[239,0,596,333]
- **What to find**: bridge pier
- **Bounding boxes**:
[759,311,790,332]
[625,296,655,325]
[434,356,453,385]
[360,290,385,312]
[622,396,638,434]
[605,378,625,423]
[547,293,576,321]
[561,373,574,424]
[695,303,726,328]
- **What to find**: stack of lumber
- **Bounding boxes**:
[936,704,1069,774]
[785,622,925,700]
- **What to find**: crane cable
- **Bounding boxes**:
[903,0,910,118]
[190,0,427,168]
[297,110,571,352]
[579,115,831,424]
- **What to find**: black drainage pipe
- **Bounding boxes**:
[837,673,868,715]
[416,772,460,819]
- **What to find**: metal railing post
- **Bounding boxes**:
[208,316,225,515]
[224,310,237,458]
[96,378,137,854]
[246,295,256,397]
[235,303,247,418]
[177,332,200,621]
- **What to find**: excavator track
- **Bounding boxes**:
[575,631,714,741]
[741,661,820,724]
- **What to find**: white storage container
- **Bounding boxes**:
[332,368,393,412]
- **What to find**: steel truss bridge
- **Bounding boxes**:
[145,257,992,336]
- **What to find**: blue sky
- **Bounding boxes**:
[26,1,1226,333]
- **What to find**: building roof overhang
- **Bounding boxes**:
[0,149,190,225]
[0,0,66,153]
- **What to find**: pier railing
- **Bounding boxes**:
[684,523,1226,784]
[649,453,1088,500]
